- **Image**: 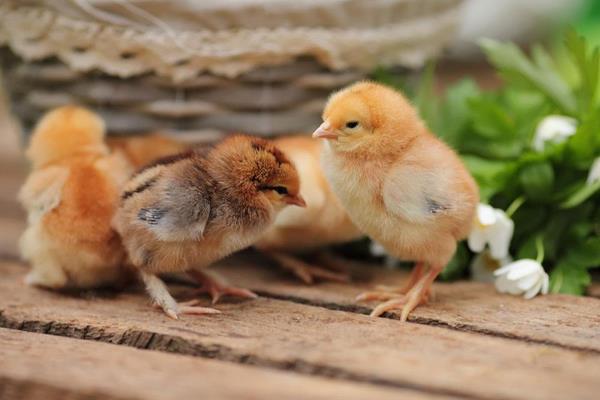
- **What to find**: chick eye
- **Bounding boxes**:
[273,186,288,195]
[346,121,359,129]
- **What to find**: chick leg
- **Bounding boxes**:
[140,271,220,319]
[188,270,258,305]
[313,251,351,274]
[370,264,441,321]
[356,262,426,302]
[266,251,350,284]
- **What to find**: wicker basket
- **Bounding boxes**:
[0,0,464,139]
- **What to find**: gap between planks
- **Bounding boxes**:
[0,260,599,400]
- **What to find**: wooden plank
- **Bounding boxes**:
[0,261,599,400]
[0,328,428,400]
[0,329,436,400]
[218,255,600,353]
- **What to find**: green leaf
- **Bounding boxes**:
[550,262,591,295]
[549,236,600,295]
[480,38,577,115]
[564,28,600,114]
[461,135,525,159]
[565,113,600,168]
[437,79,480,147]
[518,162,555,200]
[461,155,518,201]
[468,96,515,140]
[560,179,600,208]
[562,237,600,268]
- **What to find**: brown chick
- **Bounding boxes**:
[19,106,133,289]
[313,81,478,321]
[113,135,306,319]
[255,135,363,283]
[107,133,187,169]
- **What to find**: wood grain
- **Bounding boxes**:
[0,328,435,400]
[1,261,599,400]
[217,255,600,353]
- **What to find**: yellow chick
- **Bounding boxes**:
[19,106,133,289]
[255,136,363,283]
[313,82,479,321]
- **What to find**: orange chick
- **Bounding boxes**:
[107,133,187,169]
[255,135,363,283]
[113,135,306,319]
[313,82,478,321]
[19,106,134,289]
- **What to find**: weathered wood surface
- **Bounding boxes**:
[1,328,430,400]
[1,261,599,400]
[218,255,600,353]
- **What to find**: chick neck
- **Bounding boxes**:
[208,158,276,225]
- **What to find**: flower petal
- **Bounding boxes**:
[533,115,577,152]
[505,260,541,281]
[517,273,539,291]
[523,278,543,299]
[477,204,497,226]
[494,275,512,293]
[487,210,514,260]
[494,263,513,276]
[468,228,487,253]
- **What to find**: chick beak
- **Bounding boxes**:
[284,194,306,207]
[312,121,338,140]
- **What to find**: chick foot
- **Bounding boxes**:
[153,299,222,320]
[141,271,221,319]
[267,251,350,284]
[359,264,440,321]
[355,262,428,302]
[188,270,258,305]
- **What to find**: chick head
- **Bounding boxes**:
[27,105,108,168]
[210,135,306,210]
[313,81,422,153]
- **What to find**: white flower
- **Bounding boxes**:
[587,157,600,185]
[533,115,577,152]
[468,204,514,260]
[470,249,512,283]
[494,259,549,299]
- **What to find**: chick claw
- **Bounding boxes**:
[355,291,406,302]
[189,270,258,305]
[154,299,221,320]
[359,266,439,321]
[356,287,434,303]
[361,288,428,321]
